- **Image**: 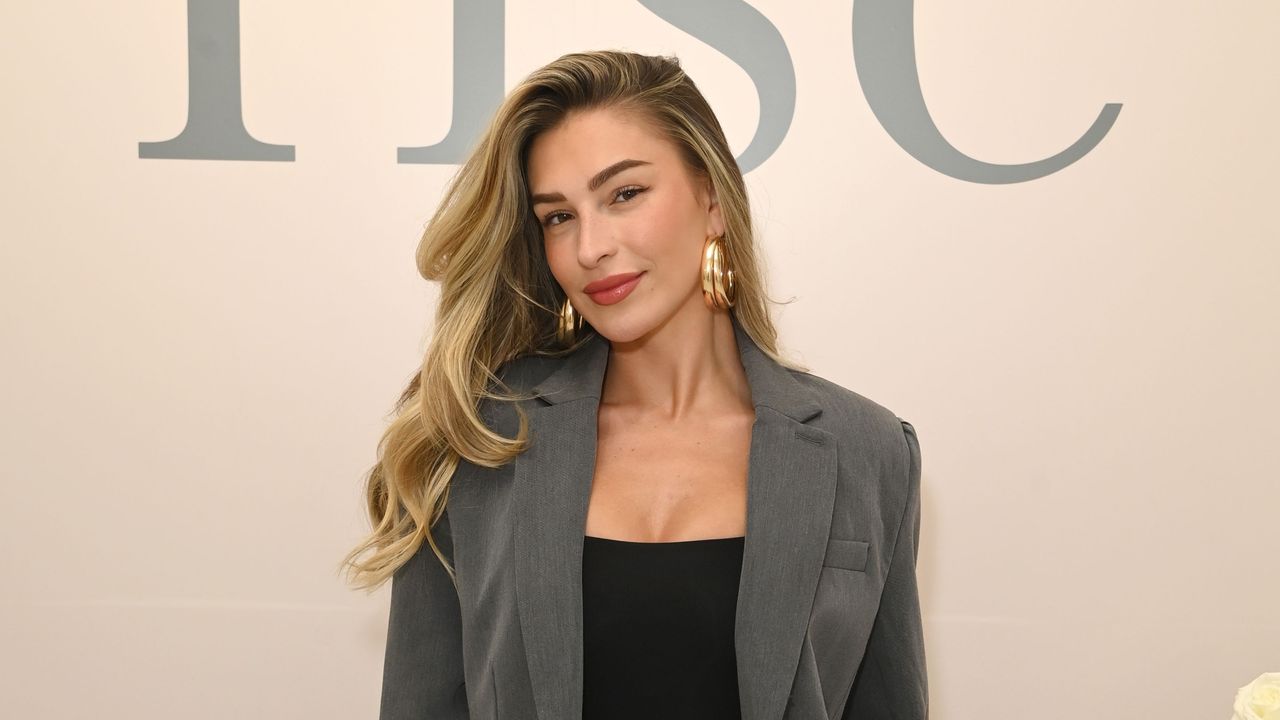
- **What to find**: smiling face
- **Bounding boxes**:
[527,106,725,344]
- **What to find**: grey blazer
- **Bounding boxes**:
[379,316,927,720]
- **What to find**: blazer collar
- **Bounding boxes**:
[513,314,837,720]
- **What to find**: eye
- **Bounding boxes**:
[542,211,571,227]
[613,185,646,203]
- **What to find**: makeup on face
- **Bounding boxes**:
[584,271,646,306]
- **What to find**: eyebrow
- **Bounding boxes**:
[530,159,651,205]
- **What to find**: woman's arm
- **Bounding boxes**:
[843,420,928,719]
[379,509,470,720]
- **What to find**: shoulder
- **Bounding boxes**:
[493,352,560,393]
[788,366,908,433]
[785,366,919,481]
[474,352,559,433]
[786,368,923,537]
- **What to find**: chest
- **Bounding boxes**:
[584,408,755,541]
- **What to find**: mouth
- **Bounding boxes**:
[584,271,644,306]
[583,271,644,294]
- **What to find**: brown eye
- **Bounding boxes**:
[543,211,571,227]
[614,186,645,203]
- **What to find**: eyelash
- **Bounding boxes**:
[542,185,647,227]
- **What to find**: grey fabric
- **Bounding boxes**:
[379,315,927,720]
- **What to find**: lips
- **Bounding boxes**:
[583,271,644,294]
[584,271,644,306]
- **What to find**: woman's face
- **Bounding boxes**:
[527,106,725,344]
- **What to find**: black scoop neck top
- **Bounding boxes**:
[581,535,746,720]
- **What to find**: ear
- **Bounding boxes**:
[702,177,725,239]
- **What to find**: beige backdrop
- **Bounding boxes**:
[2,1,1277,718]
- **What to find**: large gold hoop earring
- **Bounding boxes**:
[557,296,583,346]
[701,234,737,310]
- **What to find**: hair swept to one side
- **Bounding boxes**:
[339,49,803,592]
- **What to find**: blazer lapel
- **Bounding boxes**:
[512,316,837,720]
[513,332,608,720]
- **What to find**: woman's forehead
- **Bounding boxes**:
[527,108,677,184]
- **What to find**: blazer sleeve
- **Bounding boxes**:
[379,508,470,720]
[843,420,929,719]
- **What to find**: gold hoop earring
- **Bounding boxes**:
[557,296,583,346]
[701,234,737,310]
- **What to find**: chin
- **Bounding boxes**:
[587,320,648,345]
[583,311,659,345]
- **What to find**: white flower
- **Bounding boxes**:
[1233,673,1280,720]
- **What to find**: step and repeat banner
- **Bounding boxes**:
[3,1,1276,718]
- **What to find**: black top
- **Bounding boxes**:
[581,534,746,720]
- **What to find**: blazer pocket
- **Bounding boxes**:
[822,537,870,572]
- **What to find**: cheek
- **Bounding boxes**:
[651,217,704,271]
[642,199,703,261]
[542,241,566,288]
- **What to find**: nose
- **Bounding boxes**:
[575,210,616,269]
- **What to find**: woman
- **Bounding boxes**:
[342,50,927,720]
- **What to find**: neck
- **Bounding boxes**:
[601,300,750,422]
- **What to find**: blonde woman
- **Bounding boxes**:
[343,50,927,720]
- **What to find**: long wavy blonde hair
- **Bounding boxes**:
[340,49,806,592]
